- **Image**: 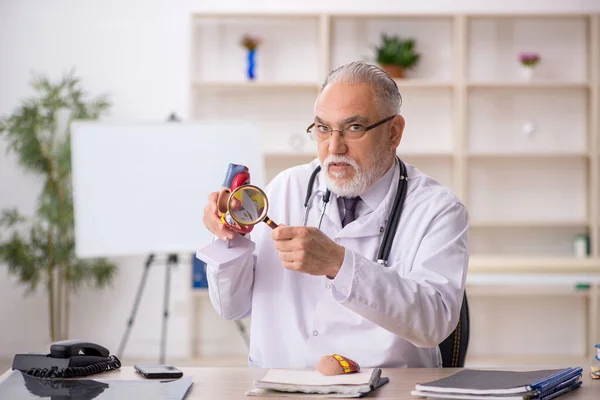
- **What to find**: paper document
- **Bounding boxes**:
[249,368,388,397]
[258,369,376,386]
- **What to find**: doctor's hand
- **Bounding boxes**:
[203,192,236,241]
[272,226,345,278]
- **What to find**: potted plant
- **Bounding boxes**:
[375,34,420,79]
[0,71,118,342]
[518,52,541,81]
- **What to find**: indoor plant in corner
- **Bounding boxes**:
[0,71,118,343]
[375,34,420,79]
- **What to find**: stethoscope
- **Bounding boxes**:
[302,156,408,266]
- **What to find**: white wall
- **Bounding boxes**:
[1,0,600,362]
[0,0,193,360]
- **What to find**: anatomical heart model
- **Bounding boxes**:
[217,163,253,235]
[317,354,360,376]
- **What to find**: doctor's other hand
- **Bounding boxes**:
[272,226,345,278]
[203,192,235,241]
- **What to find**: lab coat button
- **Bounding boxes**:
[313,331,319,336]
[325,283,331,289]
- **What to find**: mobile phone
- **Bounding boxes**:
[134,364,183,379]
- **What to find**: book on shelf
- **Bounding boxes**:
[410,367,583,400]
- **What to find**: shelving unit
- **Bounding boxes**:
[189,11,600,272]
[189,12,600,362]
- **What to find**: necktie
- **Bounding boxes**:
[341,197,360,228]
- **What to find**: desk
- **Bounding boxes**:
[1,366,598,399]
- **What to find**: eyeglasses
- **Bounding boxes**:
[306,115,396,142]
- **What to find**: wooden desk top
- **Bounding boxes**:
[1,366,598,399]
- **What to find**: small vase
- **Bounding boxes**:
[247,49,256,80]
[519,66,534,81]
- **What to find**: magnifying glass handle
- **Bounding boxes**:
[264,217,278,229]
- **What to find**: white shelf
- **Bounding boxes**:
[467,81,589,89]
[468,255,600,274]
[190,12,600,265]
[398,151,454,158]
[327,13,456,19]
[467,152,590,159]
[188,12,600,366]
[466,284,591,297]
[193,81,320,90]
[470,220,589,228]
[263,151,455,159]
[192,12,321,19]
[394,79,453,89]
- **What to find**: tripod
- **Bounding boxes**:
[118,253,177,364]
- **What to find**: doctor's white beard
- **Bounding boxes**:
[322,151,389,198]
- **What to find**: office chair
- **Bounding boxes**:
[438,293,470,367]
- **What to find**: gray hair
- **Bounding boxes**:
[316,61,402,117]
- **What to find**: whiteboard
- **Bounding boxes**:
[70,121,265,258]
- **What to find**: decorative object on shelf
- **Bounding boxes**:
[374,34,420,79]
[521,121,537,139]
[0,70,118,342]
[572,234,590,258]
[518,52,541,81]
[288,132,306,152]
[241,34,262,80]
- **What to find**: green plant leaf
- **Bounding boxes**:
[0,208,27,227]
[374,34,420,69]
[0,231,43,293]
[68,258,118,292]
[0,70,116,321]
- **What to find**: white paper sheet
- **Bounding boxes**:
[258,369,375,386]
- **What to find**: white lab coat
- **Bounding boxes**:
[199,157,469,369]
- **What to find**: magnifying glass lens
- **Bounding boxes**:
[230,187,264,224]
[227,185,278,229]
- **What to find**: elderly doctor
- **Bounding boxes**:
[199,61,469,369]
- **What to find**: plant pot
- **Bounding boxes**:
[379,64,405,79]
[519,65,535,81]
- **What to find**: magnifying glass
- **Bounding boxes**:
[227,184,278,229]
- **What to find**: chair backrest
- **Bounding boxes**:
[438,293,470,367]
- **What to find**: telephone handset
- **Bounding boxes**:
[50,340,109,359]
[12,339,121,378]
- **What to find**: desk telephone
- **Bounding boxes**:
[12,340,121,378]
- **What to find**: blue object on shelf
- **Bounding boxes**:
[192,254,208,289]
[247,49,256,80]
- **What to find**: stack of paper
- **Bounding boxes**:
[411,367,583,400]
[247,368,389,398]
